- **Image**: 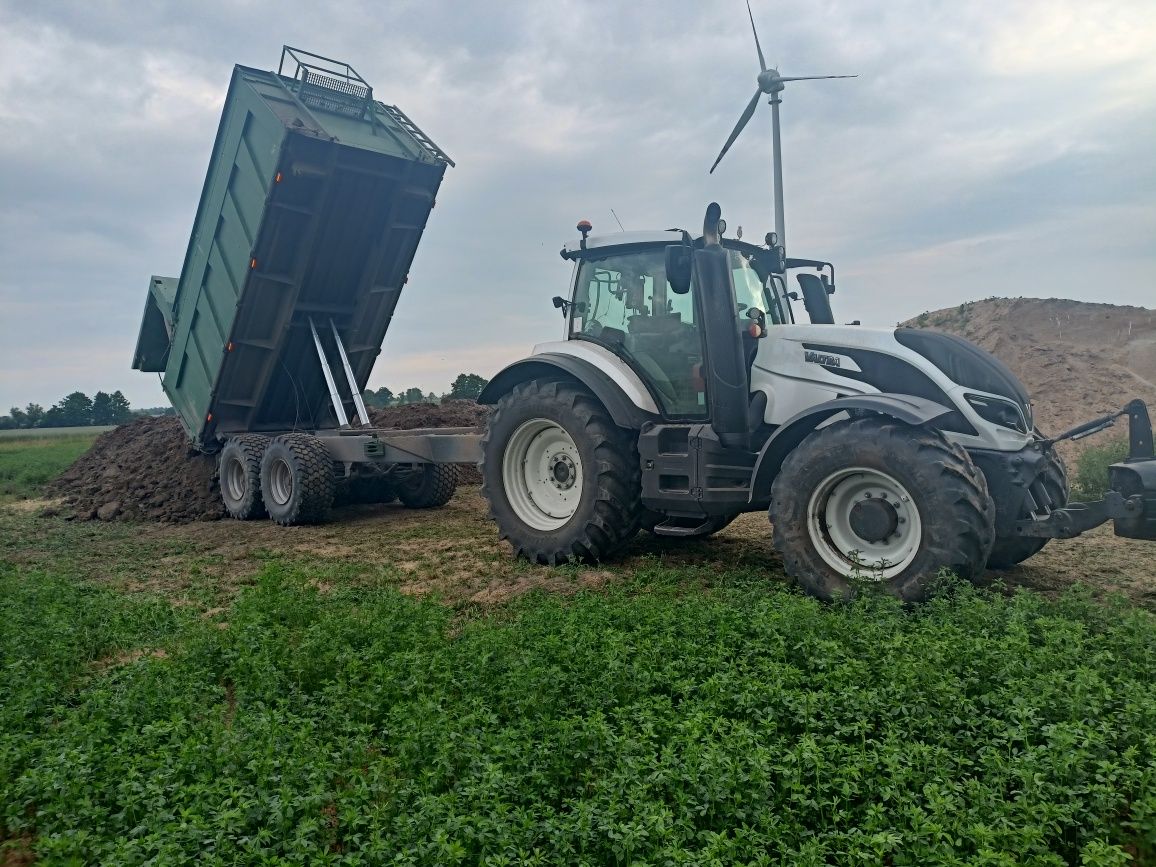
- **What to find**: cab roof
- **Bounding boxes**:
[560,229,765,261]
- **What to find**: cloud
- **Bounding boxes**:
[1,0,1154,411]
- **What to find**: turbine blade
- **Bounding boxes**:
[746,0,767,72]
[709,89,762,174]
[776,74,858,81]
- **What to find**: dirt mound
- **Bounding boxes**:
[45,416,223,522]
[904,298,1156,446]
[369,399,489,431]
[48,401,491,523]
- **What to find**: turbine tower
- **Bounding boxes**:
[709,1,856,252]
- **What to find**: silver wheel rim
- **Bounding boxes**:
[807,466,922,580]
[224,456,248,502]
[501,419,583,531]
[268,457,294,507]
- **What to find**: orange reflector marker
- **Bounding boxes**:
[206,413,213,422]
[226,342,233,352]
[748,323,763,338]
[274,172,282,183]
[250,258,257,270]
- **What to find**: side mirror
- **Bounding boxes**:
[665,245,693,295]
[797,273,836,325]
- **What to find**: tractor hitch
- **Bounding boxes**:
[1017,399,1156,541]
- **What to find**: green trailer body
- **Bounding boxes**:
[133,48,452,451]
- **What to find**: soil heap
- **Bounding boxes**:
[47,401,490,522]
[904,298,1156,443]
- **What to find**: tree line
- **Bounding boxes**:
[0,390,168,430]
[1,374,489,430]
[362,373,489,408]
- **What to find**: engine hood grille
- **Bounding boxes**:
[894,328,1032,427]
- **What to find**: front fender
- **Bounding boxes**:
[747,393,954,504]
[479,352,657,430]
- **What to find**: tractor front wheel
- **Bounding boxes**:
[481,380,641,564]
[770,417,995,602]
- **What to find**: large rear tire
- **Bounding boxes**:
[395,465,458,509]
[986,451,1068,569]
[770,417,995,602]
[481,380,642,564]
[260,434,335,526]
[219,435,269,520]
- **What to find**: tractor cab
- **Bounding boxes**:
[557,222,821,424]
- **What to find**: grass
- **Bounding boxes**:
[1,563,1154,864]
[1073,438,1132,501]
[2,435,1155,863]
[0,430,102,501]
[0,425,115,440]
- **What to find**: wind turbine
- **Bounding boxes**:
[709,1,855,253]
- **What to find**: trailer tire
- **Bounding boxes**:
[219,435,269,520]
[481,379,641,564]
[260,433,335,526]
[986,451,1068,569]
[771,417,995,603]
[396,465,458,509]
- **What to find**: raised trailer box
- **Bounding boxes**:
[133,47,453,451]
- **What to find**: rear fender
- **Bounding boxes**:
[479,351,658,430]
[748,393,954,504]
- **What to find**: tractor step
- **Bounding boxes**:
[650,517,720,537]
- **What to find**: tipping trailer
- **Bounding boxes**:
[133,47,480,525]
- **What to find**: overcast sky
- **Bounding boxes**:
[1,0,1154,411]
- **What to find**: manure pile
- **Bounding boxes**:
[47,401,490,523]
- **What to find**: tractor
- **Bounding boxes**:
[477,204,1156,601]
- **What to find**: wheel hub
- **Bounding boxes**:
[550,454,576,490]
[848,497,899,543]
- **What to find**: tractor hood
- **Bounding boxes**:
[754,324,1035,444]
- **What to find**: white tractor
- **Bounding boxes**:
[478,204,1156,601]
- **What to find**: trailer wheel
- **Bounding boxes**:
[219,435,269,520]
[986,451,1068,569]
[395,465,458,509]
[771,417,995,602]
[260,433,335,526]
[481,380,641,564]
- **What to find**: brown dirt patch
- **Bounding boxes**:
[1,835,35,867]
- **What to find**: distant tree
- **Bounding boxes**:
[107,390,132,423]
[361,386,395,408]
[9,406,27,428]
[447,373,488,400]
[42,391,93,427]
[0,415,15,430]
[400,387,425,405]
[23,403,45,428]
[91,391,114,425]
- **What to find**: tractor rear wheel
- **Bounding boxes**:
[770,417,995,602]
[986,451,1068,569]
[219,434,269,520]
[396,465,458,509]
[260,433,335,526]
[481,380,641,564]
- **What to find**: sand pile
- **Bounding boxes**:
[47,401,490,522]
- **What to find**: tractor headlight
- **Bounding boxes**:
[964,393,1028,434]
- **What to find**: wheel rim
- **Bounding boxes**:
[807,466,923,580]
[224,456,248,502]
[501,419,583,531]
[268,457,294,507]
